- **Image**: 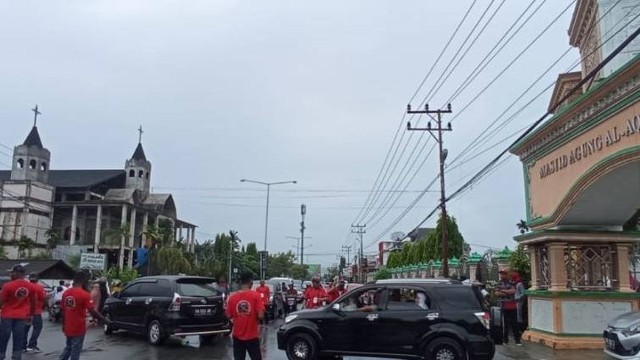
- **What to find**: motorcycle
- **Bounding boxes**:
[49,300,62,322]
[285,295,297,315]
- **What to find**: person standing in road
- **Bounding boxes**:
[327,280,347,303]
[23,273,46,353]
[58,271,109,360]
[0,265,35,360]
[495,270,521,346]
[226,272,265,360]
[254,281,270,325]
[304,277,327,309]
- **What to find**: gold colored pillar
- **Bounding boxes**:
[548,242,568,291]
[617,243,634,292]
[528,245,539,290]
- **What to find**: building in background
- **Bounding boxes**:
[0,122,197,269]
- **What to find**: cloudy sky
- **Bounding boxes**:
[0,1,580,268]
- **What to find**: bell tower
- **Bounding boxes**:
[11,105,50,183]
[125,126,151,195]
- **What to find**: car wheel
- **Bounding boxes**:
[103,313,115,335]
[426,338,465,360]
[147,320,166,346]
[285,333,318,360]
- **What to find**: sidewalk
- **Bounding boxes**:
[496,342,606,360]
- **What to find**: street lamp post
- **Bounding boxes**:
[241,178,297,279]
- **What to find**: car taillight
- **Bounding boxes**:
[169,293,182,312]
[475,312,490,330]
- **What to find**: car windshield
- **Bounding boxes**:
[176,279,219,297]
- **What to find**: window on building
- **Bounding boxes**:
[145,172,149,179]
[40,162,47,171]
[129,169,135,177]
[29,159,37,169]
[138,170,144,178]
[17,159,24,168]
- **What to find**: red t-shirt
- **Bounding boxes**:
[1,279,34,319]
[226,290,265,341]
[30,283,47,316]
[327,287,346,303]
[304,287,327,309]
[255,285,270,306]
[61,287,94,337]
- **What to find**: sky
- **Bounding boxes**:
[0,1,581,268]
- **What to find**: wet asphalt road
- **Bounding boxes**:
[9,316,609,360]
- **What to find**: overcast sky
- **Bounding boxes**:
[0,1,580,268]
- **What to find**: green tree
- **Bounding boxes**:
[156,247,192,275]
[387,250,402,268]
[424,214,465,260]
[401,242,413,265]
[289,264,308,279]
[509,244,531,283]
[17,236,34,258]
[104,224,130,247]
[67,253,81,269]
[374,268,392,280]
[45,228,61,254]
[266,252,296,278]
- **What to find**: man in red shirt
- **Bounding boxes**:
[304,277,328,309]
[254,280,270,324]
[327,280,347,303]
[59,271,108,360]
[226,272,264,360]
[0,264,35,360]
[22,273,46,353]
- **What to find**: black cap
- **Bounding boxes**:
[28,272,38,281]
[8,265,25,273]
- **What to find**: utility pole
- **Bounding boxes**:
[407,103,453,278]
[351,224,366,282]
[341,245,352,280]
[300,204,306,265]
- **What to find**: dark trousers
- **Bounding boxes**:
[502,309,521,343]
[58,335,84,360]
[233,337,262,360]
[23,315,43,349]
[0,318,26,360]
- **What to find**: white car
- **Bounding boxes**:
[604,311,640,359]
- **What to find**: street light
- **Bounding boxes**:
[240,178,297,279]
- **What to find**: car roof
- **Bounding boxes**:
[374,278,461,285]
[133,275,216,282]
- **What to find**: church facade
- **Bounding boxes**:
[0,121,197,269]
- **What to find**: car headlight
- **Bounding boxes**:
[622,326,640,337]
[285,315,298,324]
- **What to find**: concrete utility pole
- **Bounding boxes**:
[407,103,453,278]
[300,204,306,265]
[351,224,366,282]
[341,245,352,267]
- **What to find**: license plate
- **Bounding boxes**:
[193,307,214,316]
[605,336,617,350]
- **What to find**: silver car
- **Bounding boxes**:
[604,311,640,359]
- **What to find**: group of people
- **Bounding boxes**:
[0,265,111,360]
[494,269,527,346]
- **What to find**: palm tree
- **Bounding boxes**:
[45,228,61,255]
[17,236,34,258]
[104,224,130,247]
[516,219,529,234]
[142,225,160,249]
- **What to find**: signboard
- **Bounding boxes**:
[306,264,321,276]
[80,253,107,270]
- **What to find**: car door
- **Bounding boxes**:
[372,286,434,355]
[127,280,158,328]
[350,286,387,354]
[112,283,143,328]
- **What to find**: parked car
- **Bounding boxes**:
[604,311,640,359]
[277,280,498,360]
[102,275,230,345]
[252,281,284,320]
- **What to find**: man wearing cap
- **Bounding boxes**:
[23,273,46,353]
[495,270,520,346]
[0,265,35,360]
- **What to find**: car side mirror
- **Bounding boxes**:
[332,303,341,312]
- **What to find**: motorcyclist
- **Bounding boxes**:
[284,284,298,315]
[285,284,297,296]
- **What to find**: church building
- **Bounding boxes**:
[0,114,197,269]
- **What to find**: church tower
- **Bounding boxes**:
[11,120,50,183]
[125,127,151,195]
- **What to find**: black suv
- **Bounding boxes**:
[277,279,499,360]
[102,275,231,345]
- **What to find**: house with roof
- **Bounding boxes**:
[0,120,196,269]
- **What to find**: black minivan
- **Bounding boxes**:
[277,280,498,360]
[103,275,230,345]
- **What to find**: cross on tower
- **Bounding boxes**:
[138,125,144,143]
[31,105,41,127]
